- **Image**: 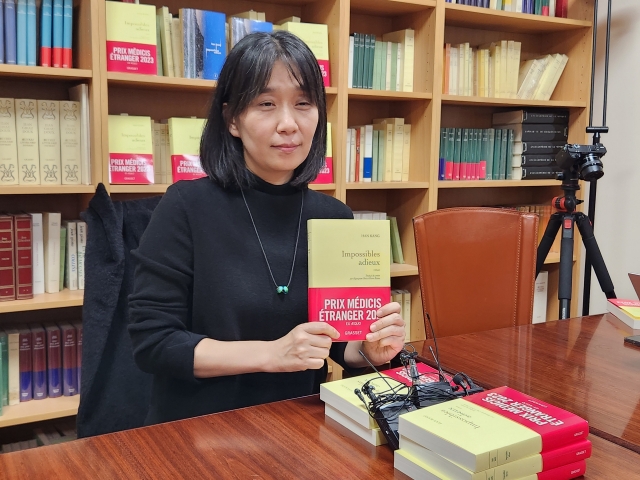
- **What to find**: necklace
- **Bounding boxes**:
[241,188,304,295]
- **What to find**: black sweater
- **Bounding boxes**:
[128,176,353,425]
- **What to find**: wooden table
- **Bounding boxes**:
[0,395,638,479]
[416,314,640,455]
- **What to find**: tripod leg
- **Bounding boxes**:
[536,213,563,277]
[558,214,575,320]
[575,213,616,299]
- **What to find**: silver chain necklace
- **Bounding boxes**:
[241,188,304,295]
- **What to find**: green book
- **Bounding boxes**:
[353,33,361,88]
[505,129,514,180]
[461,128,469,180]
[492,128,502,180]
[59,226,67,291]
[481,129,489,180]
[0,331,6,407]
[453,128,462,180]
[485,128,495,180]
[390,42,398,92]
[388,216,404,264]
[381,41,388,90]
[358,33,367,89]
[499,128,508,180]
[367,34,375,89]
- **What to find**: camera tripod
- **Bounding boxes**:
[535,170,616,320]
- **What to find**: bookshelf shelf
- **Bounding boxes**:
[438,180,560,188]
[347,182,429,190]
[107,72,217,92]
[325,87,338,95]
[0,290,84,314]
[443,3,592,34]
[348,89,432,101]
[0,65,93,80]
[0,396,80,429]
[391,263,419,277]
[441,95,587,108]
[350,0,436,16]
[109,184,169,194]
[310,183,336,191]
[0,185,96,195]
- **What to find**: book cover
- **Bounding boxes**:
[0,98,19,185]
[58,322,77,396]
[15,98,40,184]
[319,371,384,429]
[59,101,82,184]
[38,100,62,184]
[308,219,390,341]
[200,10,226,81]
[108,115,154,184]
[40,0,52,66]
[381,362,454,387]
[5,0,17,65]
[26,0,35,65]
[0,0,4,64]
[68,84,92,185]
[52,0,62,66]
[229,18,273,49]
[61,0,72,67]
[168,117,206,182]
[105,1,157,75]
[30,325,46,399]
[12,213,33,299]
[18,327,32,401]
[278,22,331,87]
[76,221,86,290]
[0,215,16,301]
[45,324,61,398]
[311,122,333,184]
[607,299,640,329]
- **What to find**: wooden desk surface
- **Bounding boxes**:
[1,395,639,479]
[416,314,640,454]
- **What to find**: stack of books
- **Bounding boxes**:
[492,109,569,181]
[395,386,592,479]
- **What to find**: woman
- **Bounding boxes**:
[128,31,405,425]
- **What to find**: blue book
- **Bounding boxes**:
[52,0,62,66]
[45,324,62,398]
[0,0,4,64]
[26,0,35,65]
[201,10,225,81]
[16,0,26,65]
[61,0,71,67]
[18,328,32,402]
[40,0,52,66]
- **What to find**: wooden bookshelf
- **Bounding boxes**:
[440,95,587,108]
[0,290,84,314]
[0,396,80,429]
[0,65,92,80]
[347,181,430,190]
[348,89,432,101]
[438,180,560,188]
[391,263,419,277]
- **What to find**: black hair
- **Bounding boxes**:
[200,30,327,189]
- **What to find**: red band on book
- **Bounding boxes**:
[311,157,333,184]
[109,153,154,184]
[106,41,157,75]
[171,155,207,182]
[317,60,331,87]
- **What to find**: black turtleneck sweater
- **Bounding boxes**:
[128,176,353,425]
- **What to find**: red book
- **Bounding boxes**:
[538,460,586,480]
[381,362,455,387]
[13,214,33,300]
[464,386,589,452]
[541,439,591,471]
[58,322,77,396]
[73,321,82,394]
[30,325,47,400]
[0,215,16,301]
[45,324,62,398]
[18,327,33,402]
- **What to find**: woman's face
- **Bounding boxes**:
[228,61,319,185]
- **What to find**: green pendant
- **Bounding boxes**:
[276,286,289,294]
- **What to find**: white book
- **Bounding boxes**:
[63,221,78,290]
[5,328,20,405]
[541,54,568,101]
[348,35,354,88]
[37,100,62,184]
[76,221,87,290]
[15,99,40,184]
[349,127,356,183]
[325,404,387,446]
[532,271,549,324]
[345,128,352,183]
[402,124,411,182]
[68,84,92,185]
[30,213,45,295]
[43,212,61,293]
[383,29,414,92]
[59,101,82,185]
[449,46,458,96]
[401,289,411,341]
[0,98,19,185]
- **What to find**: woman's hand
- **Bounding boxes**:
[360,301,406,365]
[268,322,340,372]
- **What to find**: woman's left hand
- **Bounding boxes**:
[360,301,406,365]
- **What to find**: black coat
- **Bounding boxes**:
[77,184,161,438]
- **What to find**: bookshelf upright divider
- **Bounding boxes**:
[0,0,595,426]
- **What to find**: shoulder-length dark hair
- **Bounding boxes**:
[200,30,327,189]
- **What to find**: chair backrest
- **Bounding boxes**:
[413,207,539,338]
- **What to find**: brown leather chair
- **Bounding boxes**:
[413,207,539,338]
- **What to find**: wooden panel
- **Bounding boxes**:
[437,185,562,209]
[416,315,640,453]
[0,396,80,429]
[0,194,88,220]
[0,290,83,314]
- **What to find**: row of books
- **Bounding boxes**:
[346,118,411,183]
[108,115,334,185]
[0,321,81,412]
[443,40,568,101]
[348,29,414,92]
[0,87,91,186]
[0,212,86,303]
[0,0,73,67]
[106,3,330,85]
[1,420,76,452]
[353,211,405,265]
[445,0,569,18]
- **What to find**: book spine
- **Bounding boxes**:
[30,213,44,294]
[40,0,52,66]
[13,214,33,299]
[60,324,77,395]
[64,221,77,290]
[76,221,86,290]
[26,0,35,65]
[7,331,19,405]
[43,212,61,293]
[0,216,16,301]
[5,0,17,65]
[516,141,565,155]
[61,0,72,67]
[0,334,8,406]
[519,154,557,167]
[0,0,4,64]
[31,327,46,399]
[520,166,562,180]
[18,329,32,401]
[541,439,591,471]
[74,322,82,394]
[59,101,82,184]
[537,460,586,480]
[38,100,62,184]
[202,11,226,81]
[46,326,61,398]
[16,0,26,65]
[52,0,62,67]
[15,99,41,184]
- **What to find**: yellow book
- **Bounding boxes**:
[59,101,82,185]
[167,117,206,182]
[319,373,383,430]
[325,404,387,446]
[15,99,40,185]
[156,6,175,77]
[401,123,411,182]
[382,29,414,92]
[37,100,61,185]
[108,115,154,184]
[373,117,404,181]
[308,219,390,341]
[278,22,330,87]
[105,2,157,75]
[0,98,19,185]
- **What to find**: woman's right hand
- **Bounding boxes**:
[269,323,340,372]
